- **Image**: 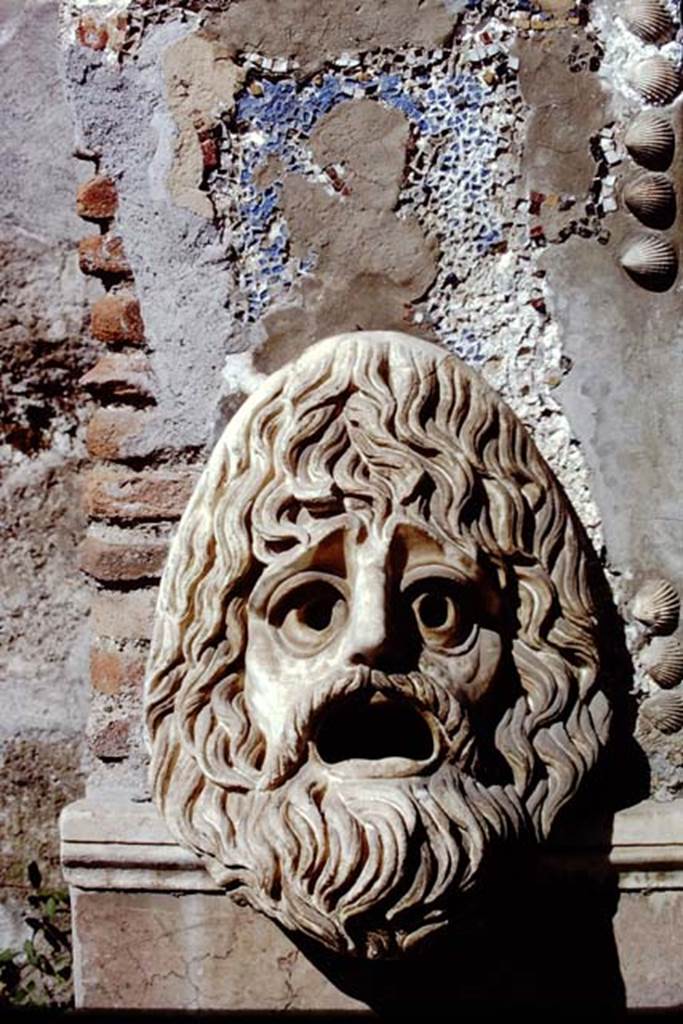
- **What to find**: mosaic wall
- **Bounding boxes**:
[55,0,683,800]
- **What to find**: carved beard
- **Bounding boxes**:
[204,666,531,957]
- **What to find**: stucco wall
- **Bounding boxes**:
[2,0,682,965]
[0,0,95,945]
[54,0,683,807]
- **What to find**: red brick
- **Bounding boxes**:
[85,468,198,521]
[92,720,130,761]
[76,16,109,51]
[91,291,144,344]
[80,353,155,403]
[80,533,169,582]
[77,176,118,221]
[90,643,147,695]
[86,408,156,461]
[92,590,158,640]
[79,234,131,279]
[200,136,219,171]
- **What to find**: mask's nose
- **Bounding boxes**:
[347,561,391,668]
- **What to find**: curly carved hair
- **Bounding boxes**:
[145,332,610,889]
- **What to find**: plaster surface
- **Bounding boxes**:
[207,0,455,73]
[64,21,239,452]
[71,890,370,1011]
[0,0,92,943]
[548,238,683,585]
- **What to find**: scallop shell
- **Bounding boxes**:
[624,111,675,171]
[623,172,676,228]
[630,56,682,106]
[640,691,683,733]
[631,578,680,633]
[622,0,674,44]
[620,234,678,290]
[644,636,683,688]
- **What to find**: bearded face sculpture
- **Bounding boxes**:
[145,332,611,959]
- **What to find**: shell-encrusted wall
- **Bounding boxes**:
[631,578,683,740]
[57,0,683,809]
[608,0,683,290]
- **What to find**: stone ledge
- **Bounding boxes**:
[61,799,219,892]
[61,798,683,1011]
[549,799,683,890]
[61,797,683,893]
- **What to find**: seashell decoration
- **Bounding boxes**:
[631,578,680,633]
[622,0,675,44]
[624,111,675,171]
[630,55,682,106]
[620,234,678,290]
[640,691,683,734]
[623,172,676,228]
[644,635,683,688]
[622,172,675,228]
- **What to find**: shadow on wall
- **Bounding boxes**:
[296,864,623,1015]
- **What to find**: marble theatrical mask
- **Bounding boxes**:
[145,332,611,958]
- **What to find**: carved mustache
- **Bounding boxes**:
[258,664,476,790]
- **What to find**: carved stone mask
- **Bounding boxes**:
[145,331,611,958]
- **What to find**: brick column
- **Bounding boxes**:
[74,171,197,780]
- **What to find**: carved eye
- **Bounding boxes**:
[410,582,471,650]
[269,573,347,654]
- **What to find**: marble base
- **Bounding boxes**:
[61,797,683,1011]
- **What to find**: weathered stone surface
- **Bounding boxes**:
[208,0,454,73]
[86,408,157,460]
[0,737,83,892]
[90,291,145,344]
[80,532,168,582]
[91,590,158,640]
[91,719,131,760]
[162,33,244,219]
[85,468,197,521]
[90,643,146,696]
[518,35,607,195]
[310,100,413,209]
[76,175,118,221]
[544,238,683,587]
[254,102,438,372]
[1,237,94,453]
[80,351,155,403]
[613,891,683,1008]
[79,234,131,279]
[71,889,368,1011]
[0,0,92,946]
[2,0,87,246]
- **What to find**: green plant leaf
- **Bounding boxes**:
[1,865,73,1008]
[37,956,55,977]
